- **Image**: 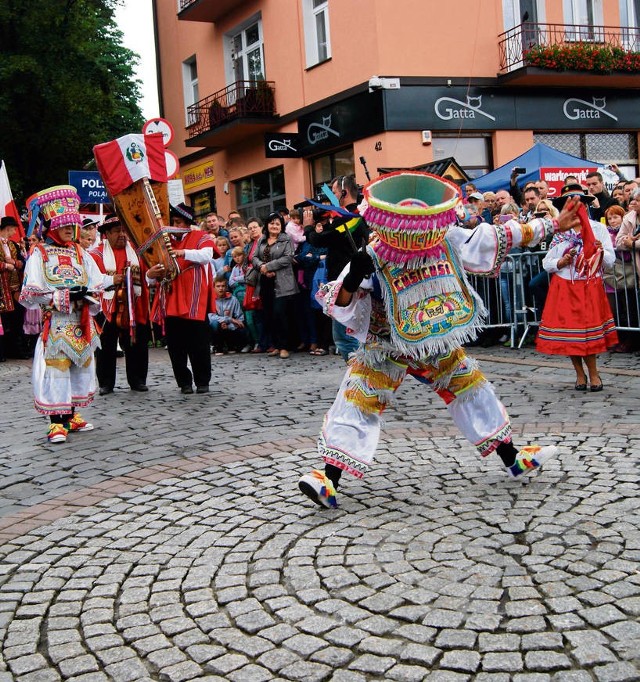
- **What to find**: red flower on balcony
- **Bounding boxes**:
[523,43,640,73]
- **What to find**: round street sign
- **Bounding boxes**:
[142,118,174,147]
[165,150,180,179]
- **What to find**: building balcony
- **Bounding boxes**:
[498,22,640,87]
[177,0,243,23]
[186,80,278,148]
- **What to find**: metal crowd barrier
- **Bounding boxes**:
[467,250,640,349]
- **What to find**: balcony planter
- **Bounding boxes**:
[523,43,640,73]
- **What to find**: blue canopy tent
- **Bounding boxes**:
[473,143,597,193]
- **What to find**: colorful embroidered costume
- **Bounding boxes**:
[20,186,103,442]
[299,172,564,507]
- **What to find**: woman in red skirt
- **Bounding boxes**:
[536,184,618,392]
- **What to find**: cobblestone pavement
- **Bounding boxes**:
[0,346,639,681]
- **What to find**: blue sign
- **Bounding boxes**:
[68,171,109,204]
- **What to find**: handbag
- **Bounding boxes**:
[244,265,259,287]
[242,283,262,310]
[604,258,636,291]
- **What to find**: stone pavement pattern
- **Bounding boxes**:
[0,347,639,681]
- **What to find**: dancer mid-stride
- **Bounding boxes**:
[298,171,581,508]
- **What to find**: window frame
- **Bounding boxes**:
[302,0,332,68]
[182,55,199,126]
[225,14,265,91]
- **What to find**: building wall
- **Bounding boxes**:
[154,0,640,217]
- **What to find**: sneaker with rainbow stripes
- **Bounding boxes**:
[298,469,338,508]
[506,445,558,478]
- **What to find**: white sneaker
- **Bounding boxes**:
[506,445,559,478]
[298,470,338,508]
[240,345,252,353]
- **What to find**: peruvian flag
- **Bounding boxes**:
[0,160,24,241]
[93,133,168,197]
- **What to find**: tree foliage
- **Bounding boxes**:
[0,0,144,202]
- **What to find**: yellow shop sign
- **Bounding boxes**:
[182,161,215,191]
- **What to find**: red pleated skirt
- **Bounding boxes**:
[536,275,618,356]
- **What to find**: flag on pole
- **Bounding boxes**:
[0,160,24,241]
[93,133,168,197]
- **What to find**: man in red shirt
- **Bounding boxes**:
[147,203,217,394]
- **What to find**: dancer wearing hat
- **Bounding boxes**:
[536,184,618,391]
[19,186,104,443]
[146,202,218,394]
[89,214,151,394]
[298,171,582,508]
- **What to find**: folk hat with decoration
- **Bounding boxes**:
[552,183,595,210]
[170,202,196,225]
[98,213,123,234]
[361,171,461,265]
[26,185,82,238]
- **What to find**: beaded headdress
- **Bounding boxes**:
[362,171,461,265]
[27,185,82,238]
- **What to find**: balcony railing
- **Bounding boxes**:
[186,80,276,139]
[499,22,640,73]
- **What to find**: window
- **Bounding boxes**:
[234,166,286,221]
[310,147,354,196]
[227,17,264,88]
[620,0,640,49]
[432,136,491,179]
[183,56,199,125]
[534,132,638,175]
[563,0,603,40]
[303,0,331,67]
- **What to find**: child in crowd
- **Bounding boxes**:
[208,275,247,355]
[213,236,231,276]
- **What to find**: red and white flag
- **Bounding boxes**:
[0,160,24,241]
[93,133,168,197]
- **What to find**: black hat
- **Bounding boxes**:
[98,213,122,234]
[170,202,196,225]
[0,216,19,230]
[82,217,100,229]
[552,183,596,209]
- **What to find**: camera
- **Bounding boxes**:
[512,167,526,175]
[293,196,332,223]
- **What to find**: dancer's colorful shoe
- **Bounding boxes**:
[47,423,68,444]
[298,469,338,508]
[65,413,94,432]
[506,445,558,478]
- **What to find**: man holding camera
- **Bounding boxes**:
[303,174,369,360]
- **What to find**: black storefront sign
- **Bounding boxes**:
[264,133,302,158]
[297,91,385,156]
[384,86,639,131]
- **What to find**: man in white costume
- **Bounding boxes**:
[298,171,581,508]
[20,186,104,444]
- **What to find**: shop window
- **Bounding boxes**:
[234,166,286,222]
[432,136,491,179]
[535,132,638,173]
[303,0,331,67]
[183,56,199,126]
[310,147,354,196]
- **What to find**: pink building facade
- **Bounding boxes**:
[153,0,640,219]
